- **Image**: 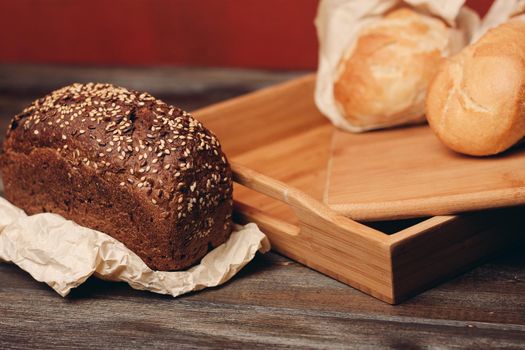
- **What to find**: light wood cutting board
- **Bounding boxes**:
[325,124,525,221]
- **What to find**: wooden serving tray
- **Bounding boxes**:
[194,74,525,304]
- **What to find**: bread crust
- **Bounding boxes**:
[0,83,233,271]
[426,20,525,156]
[333,8,450,129]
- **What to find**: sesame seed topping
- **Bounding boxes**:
[11,82,230,231]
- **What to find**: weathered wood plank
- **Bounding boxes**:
[0,248,524,349]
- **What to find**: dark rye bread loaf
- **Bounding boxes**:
[0,83,233,271]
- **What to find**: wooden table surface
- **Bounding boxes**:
[0,65,524,349]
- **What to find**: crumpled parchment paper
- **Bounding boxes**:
[0,197,270,297]
[314,0,480,133]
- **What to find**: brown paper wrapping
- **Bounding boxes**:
[0,197,270,297]
[314,0,480,132]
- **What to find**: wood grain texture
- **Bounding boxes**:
[1,248,524,349]
[231,162,395,302]
[194,73,524,304]
[1,65,524,349]
[326,126,525,221]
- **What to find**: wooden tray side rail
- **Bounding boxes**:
[389,208,525,302]
[232,163,525,304]
[231,162,396,303]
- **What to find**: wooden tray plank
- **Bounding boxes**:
[234,125,333,197]
[326,125,525,221]
[196,76,334,223]
[196,74,327,159]
[230,123,333,224]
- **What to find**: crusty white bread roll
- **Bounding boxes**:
[333,8,452,129]
[426,19,525,156]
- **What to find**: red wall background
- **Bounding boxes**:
[0,0,493,69]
